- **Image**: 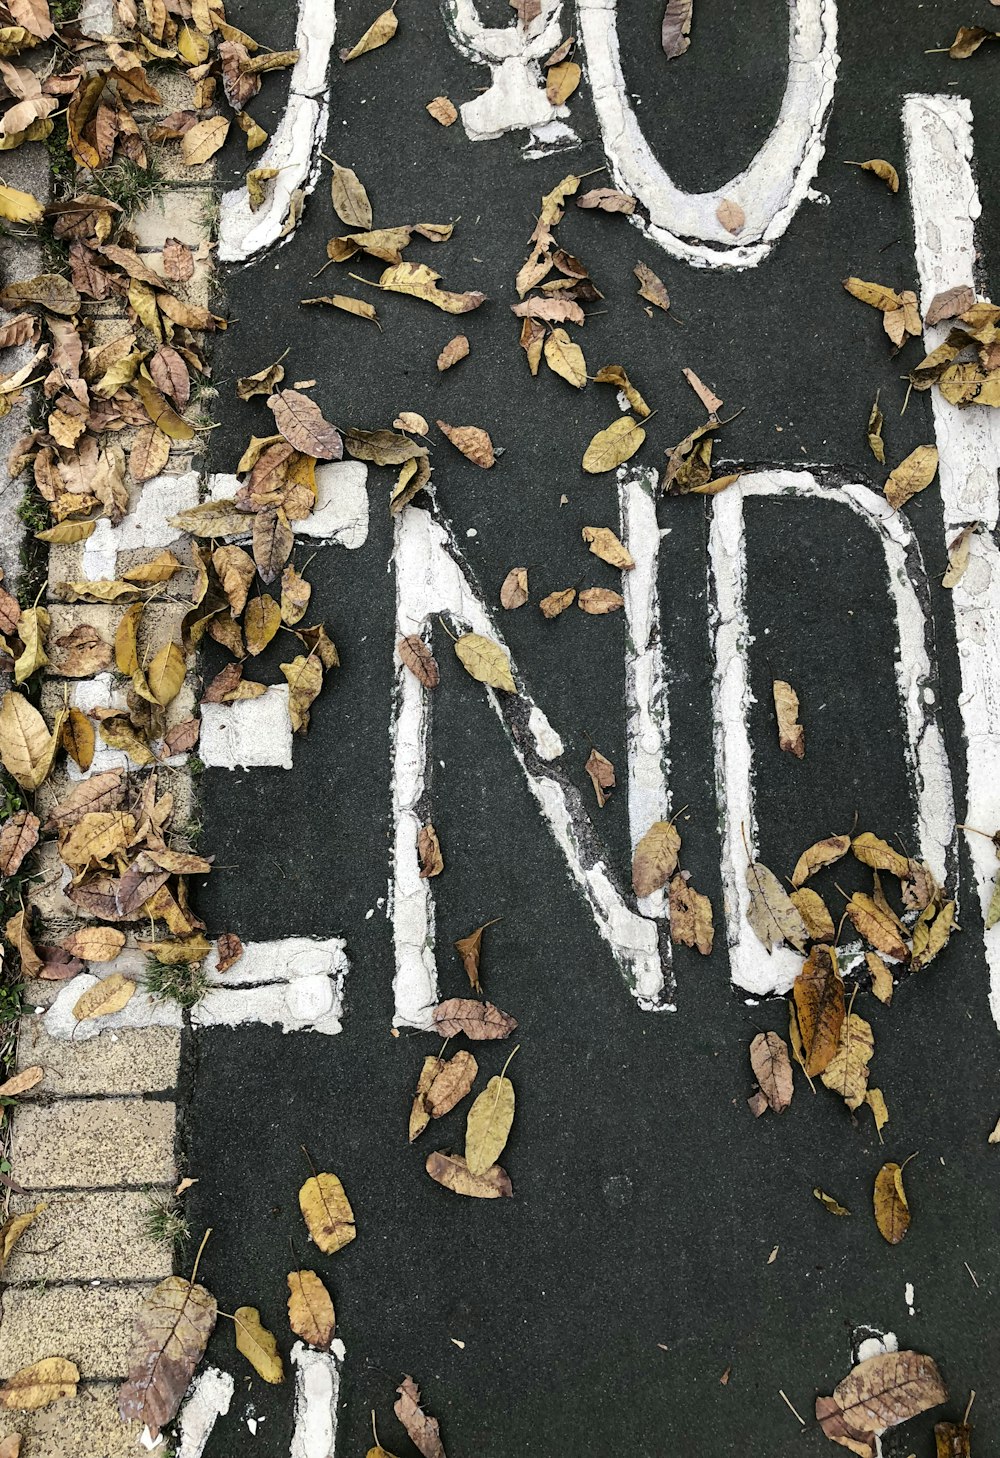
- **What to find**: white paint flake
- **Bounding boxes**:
[291,1343,343,1458]
[905,1281,915,1315]
[218,0,336,260]
[193,937,348,1034]
[391,500,664,1029]
[82,472,200,580]
[904,94,1000,1029]
[709,470,955,996]
[199,686,294,771]
[578,0,838,267]
[177,1368,234,1458]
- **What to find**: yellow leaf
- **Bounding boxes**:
[60,707,94,772]
[379,261,486,315]
[280,653,324,734]
[593,364,651,417]
[245,595,281,655]
[0,183,42,225]
[543,327,586,388]
[145,641,186,707]
[849,158,900,193]
[302,293,379,325]
[0,1357,78,1411]
[873,1160,910,1244]
[135,374,193,442]
[911,899,955,971]
[540,586,575,618]
[582,415,645,473]
[73,973,136,1022]
[0,1200,45,1278]
[789,887,834,941]
[122,550,182,585]
[34,519,96,544]
[340,2,397,61]
[180,115,229,165]
[14,606,48,685]
[299,1172,356,1254]
[247,166,278,211]
[59,810,135,869]
[793,944,846,1077]
[0,690,59,790]
[866,951,894,1005]
[866,1087,890,1134]
[885,445,939,510]
[287,1270,335,1350]
[233,1306,283,1384]
[582,525,634,569]
[852,831,910,878]
[454,633,515,693]
[820,1012,874,1110]
[632,819,680,898]
[545,59,580,104]
[62,925,126,963]
[813,1188,851,1216]
[790,833,851,887]
[114,602,143,677]
[465,1068,516,1175]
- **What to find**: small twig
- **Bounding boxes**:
[778,1389,806,1426]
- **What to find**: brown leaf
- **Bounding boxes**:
[540,586,575,618]
[118,1276,217,1433]
[215,932,243,973]
[425,1151,512,1199]
[0,1066,42,1098]
[813,1188,851,1217]
[418,823,443,879]
[398,635,439,688]
[500,567,529,609]
[425,1050,478,1119]
[585,748,615,807]
[792,944,845,1076]
[791,833,851,887]
[820,1012,874,1110]
[0,810,39,877]
[454,920,497,993]
[394,1376,446,1458]
[329,161,372,230]
[436,419,494,468]
[716,197,745,234]
[432,997,517,1040]
[885,445,938,511]
[935,1422,973,1457]
[925,285,976,326]
[632,819,680,898]
[634,261,670,311]
[287,1270,335,1350]
[582,525,634,570]
[162,239,193,282]
[949,25,998,59]
[773,680,804,758]
[874,1160,911,1244]
[51,622,112,679]
[578,587,624,614]
[236,359,285,401]
[253,508,293,584]
[816,1350,946,1452]
[668,872,714,954]
[746,860,809,952]
[577,188,636,214]
[511,296,585,325]
[749,1031,793,1113]
[661,0,692,58]
[129,426,170,484]
[268,390,342,460]
[437,334,469,372]
[426,96,458,126]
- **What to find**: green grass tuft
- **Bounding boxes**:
[144,955,210,1011]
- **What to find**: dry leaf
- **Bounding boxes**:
[215,933,243,973]
[852,832,909,878]
[0,1200,45,1272]
[585,748,615,807]
[180,115,229,164]
[874,1160,911,1244]
[911,899,955,971]
[436,420,494,468]
[578,587,623,614]
[820,1011,874,1110]
[661,0,692,57]
[454,633,515,693]
[61,708,94,772]
[340,2,397,61]
[409,1056,441,1143]
[773,680,804,758]
[845,890,909,961]
[935,1421,972,1457]
[716,197,745,234]
[749,1031,793,1113]
[245,595,281,656]
[866,1087,890,1134]
[814,1188,851,1216]
[500,567,529,609]
[540,586,575,618]
[632,819,680,897]
[545,59,580,104]
[418,823,443,878]
[544,327,586,388]
[233,1307,283,1384]
[790,887,835,941]
[432,997,517,1039]
[582,525,634,569]
[668,872,714,954]
[925,285,976,326]
[426,96,457,126]
[885,446,938,510]
[791,833,851,887]
[398,635,439,688]
[394,1376,445,1458]
[437,334,469,372]
[280,654,324,734]
[866,951,894,1005]
[394,411,429,435]
[299,1172,356,1254]
[380,262,485,315]
[303,293,380,326]
[145,640,186,707]
[425,1051,478,1118]
[329,161,372,229]
[577,188,636,214]
[0,809,38,877]
[867,396,886,464]
[593,364,651,417]
[454,920,496,992]
[0,1061,41,1098]
[0,1358,78,1412]
[129,426,170,483]
[253,508,293,584]
[14,607,48,685]
[746,860,809,952]
[817,1351,946,1456]
[582,415,645,473]
[269,389,342,460]
[236,359,285,400]
[0,691,60,790]
[73,972,136,1021]
[634,261,669,311]
[949,26,998,59]
[849,158,899,193]
[465,1068,515,1175]
[793,944,845,1076]
[119,1276,216,1432]
[942,524,977,589]
[60,925,124,964]
[287,1270,335,1350]
[425,1150,512,1199]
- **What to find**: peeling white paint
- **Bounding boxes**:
[82,472,200,580]
[904,94,1000,1029]
[207,462,370,548]
[855,1328,898,1365]
[43,956,183,1041]
[177,1368,234,1458]
[291,1343,343,1458]
[194,937,348,1035]
[391,500,664,1029]
[199,686,294,771]
[709,471,955,996]
[218,0,336,261]
[65,675,188,780]
[578,0,838,267]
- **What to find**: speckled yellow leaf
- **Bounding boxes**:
[233,1306,283,1384]
[299,1172,356,1254]
[73,972,136,1022]
[582,415,645,473]
[454,633,515,693]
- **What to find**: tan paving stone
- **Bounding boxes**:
[0,1382,142,1458]
[4,1190,174,1283]
[0,1284,147,1379]
[132,189,215,248]
[16,1021,181,1098]
[10,1099,175,1189]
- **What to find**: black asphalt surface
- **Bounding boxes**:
[182,3,1000,1453]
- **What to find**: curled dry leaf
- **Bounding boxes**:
[287,1269,335,1350]
[466,1066,516,1175]
[454,633,515,693]
[540,587,575,618]
[661,0,692,57]
[668,872,714,954]
[118,1275,216,1432]
[866,951,894,1005]
[340,2,397,61]
[634,261,669,312]
[454,920,497,992]
[0,1358,79,1412]
[426,96,458,126]
[867,396,886,464]
[632,818,680,898]
[0,1201,46,1274]
[874,1160,911,1244]
[749,1031,793,1113]
[791,833,851,888]
[299,1172,355,1254]
[398,635,439,688]
[380,262,486,315]
[433,997,517,1040]
[582,415,645,473]
[746,860,809,953]
[302,294,380,325]
[792,944,845,1077]
[577,188,636,214]
[814,1188,851,1216]
[437,334,469,372]
[215,933,244,974]
[910,899,955,971]
[578,588,623,614]
[418,823,443,878]
[582,525,634,569]
[849,158,900,193]
[394,1376,446,1458]
[234,1306,283,1384]
[425,1150,512,1199]
[593,364,651,417]
[773,680,804,758]
[934,1421,972,1458]
[436,420,494,468]
[0,809,39,877]
[585,748,615,807]
[885,445,938,511]
[425,1050,478,1118]
[500,567,529,609]
[245,595,281,656]
[816,1350,946,1455]
[281,654,324,735]
[820,1012,874,1110]
[73,972,136,1022]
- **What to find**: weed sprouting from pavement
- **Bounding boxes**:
[144,956,210,1011]
[145,1195,190,1251]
